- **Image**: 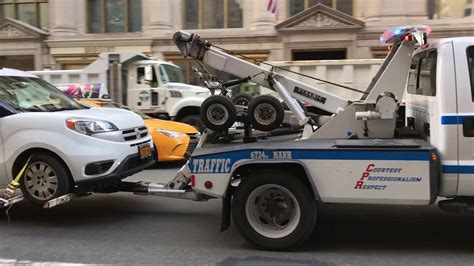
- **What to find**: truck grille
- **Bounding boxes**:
[186,133,200,156]
[122,126,148,141]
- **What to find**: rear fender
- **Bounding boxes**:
[230,161,320,200]
[220,161,320,232]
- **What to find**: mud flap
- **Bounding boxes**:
[220,192,232,232]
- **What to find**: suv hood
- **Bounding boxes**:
[60,108,144,129]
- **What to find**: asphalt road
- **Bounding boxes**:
[1,163,474,265]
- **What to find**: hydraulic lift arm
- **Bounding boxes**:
[173,26,431,138]
[173,31,350,127]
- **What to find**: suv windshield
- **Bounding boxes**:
[0,76,82,112]
[160,64,185,84]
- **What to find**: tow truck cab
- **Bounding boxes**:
[404,37,474,197]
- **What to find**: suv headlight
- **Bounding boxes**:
[156,129,185,139]
[66,119,118,135]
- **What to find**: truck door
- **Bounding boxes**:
[452,43,474,195]
[128,65,162,113]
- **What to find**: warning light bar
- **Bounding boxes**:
[380,25,432,45]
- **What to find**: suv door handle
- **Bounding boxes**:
[463,117,474,137]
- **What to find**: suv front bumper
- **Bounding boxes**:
[75,150,155,191]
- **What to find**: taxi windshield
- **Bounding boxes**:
[0,76,82,112]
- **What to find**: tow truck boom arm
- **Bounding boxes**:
[173,25,431,136]
[173,31,350,125]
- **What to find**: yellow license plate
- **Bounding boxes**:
[139,144,151,159]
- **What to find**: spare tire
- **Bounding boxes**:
[200,95,236,131]
[231,93,253,107]
[248,95,284,131]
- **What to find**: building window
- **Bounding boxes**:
[183,0,243,29]
[0,55,35,71]
[292,49,347,60]
[427,0,474,19]
[289,0,353,16]
[87,0,141,33]
[0,0,49,29]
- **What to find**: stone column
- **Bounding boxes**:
[248,0,277,32]
[144,0,173,37]
[49,0,78,36]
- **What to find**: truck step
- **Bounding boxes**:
[438,197,474,213]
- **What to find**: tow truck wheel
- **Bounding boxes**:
[232,170,317,250]
[231,93,253,106]
[200,95,236,131]
[18,153,72,207]
[248,95,284,131]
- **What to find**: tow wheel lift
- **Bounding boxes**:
[0,168,206,209]
[0,193,76,209]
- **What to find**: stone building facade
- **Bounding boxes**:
[1,0,473,82]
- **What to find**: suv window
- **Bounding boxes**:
[467,46,474,102]
[407,50,437,96]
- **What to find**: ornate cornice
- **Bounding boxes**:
[276,4,364,32]
[0,18,48,40]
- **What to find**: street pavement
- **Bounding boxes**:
[1,162,474,265]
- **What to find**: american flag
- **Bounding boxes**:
[267,0,277,14]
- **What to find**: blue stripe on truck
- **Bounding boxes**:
[190,150,431,174]
[442,165,474,174]
[293,150,430,161]
[193,150,430,162]
[441,115,474,125]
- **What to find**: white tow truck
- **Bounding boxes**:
[30,53,212,130]
[6,25,473,251]
[109,25,472,250]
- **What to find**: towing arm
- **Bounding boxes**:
[173,31,350,127]
[173,26,431,139]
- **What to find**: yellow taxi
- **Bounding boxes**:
[76,99,200,163]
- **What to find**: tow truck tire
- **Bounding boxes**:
[200,95,236,131]
[231,93,253,106]
[248,95,284,131]
[232,170,317,250]
[18,153,72,207]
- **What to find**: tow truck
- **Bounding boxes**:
[3,25,473,251]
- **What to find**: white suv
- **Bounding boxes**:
[0,68,154,206]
